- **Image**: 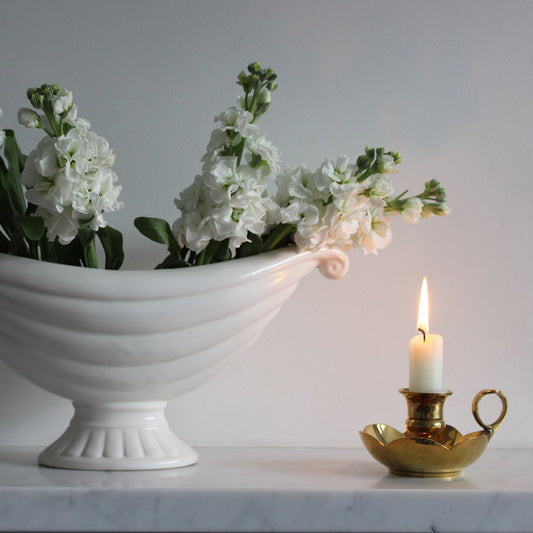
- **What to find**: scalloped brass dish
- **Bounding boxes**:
[360,389,507,477]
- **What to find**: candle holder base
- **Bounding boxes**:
[359,388,507,478]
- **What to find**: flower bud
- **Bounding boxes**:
[17,108,41,128]
[257,88,271,105]
[390,151,402,164]
[433,204,451,216]
[421,203,451,218]
[27,88,44,110]
[400,197,423,223]
[375,154,394,174]
[248,62,261,74]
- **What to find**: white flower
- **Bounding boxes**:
[21,125,123,244]
[289,202,326,251]
[401,197,424,223]
[174,156,271,256]
[63,104,90,129]
[174,175,203,214]
[246,132,281,175]
[369,173,393,198]
[201,129,226,173]
[375,154,395,174]
[315,155,358,198]
[18,108,41,128]
[277,165,329,205]
[203,157,243,204]
[357,216,392,255]
[257,87,271,105]
[215,106,257,138]
[280,199,319,226]
[172,210,211,253]
[356,198,392,255]
[52,88,73,116]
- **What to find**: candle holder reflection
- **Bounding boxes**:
[360,388,507,478]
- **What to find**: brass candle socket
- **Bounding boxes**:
[360,388,507,478]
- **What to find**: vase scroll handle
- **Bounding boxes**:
[316,248,350,280]
[472,389,508,435]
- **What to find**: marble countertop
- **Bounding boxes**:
[0,446,531,532]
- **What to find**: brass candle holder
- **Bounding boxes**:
[360,388,507,477]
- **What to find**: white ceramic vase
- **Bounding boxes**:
[0,247,348,470]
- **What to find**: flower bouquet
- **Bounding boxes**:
[1,62,448,270]
[0,63,449,470]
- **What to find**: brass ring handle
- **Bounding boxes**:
[472,389,508,434]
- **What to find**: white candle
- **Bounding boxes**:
[408,277,444,393]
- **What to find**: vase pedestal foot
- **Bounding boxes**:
[38,400,198,471]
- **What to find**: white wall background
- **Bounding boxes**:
[0,0,531,449]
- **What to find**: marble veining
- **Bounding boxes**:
[0,447,531,532]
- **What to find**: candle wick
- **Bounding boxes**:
[418,328,427,342]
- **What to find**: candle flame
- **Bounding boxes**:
[417,277,429,336]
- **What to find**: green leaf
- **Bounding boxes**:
[155,254,191,269]
[237,233,263,258]
[18,215,45,241]
[261,223,295,252]
[38,237,57,263]
[134,217,181,258]
[78,227,98,268]
[213,238,230,262]
[134,217,172,245]
[97,225,124,270]
[53,239,81,266]
[2,130,27,216]
[196,239,224,266]
[0,230,10,253]
[7,228,29,257]
[0,160,15,239]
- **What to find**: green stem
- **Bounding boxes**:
[262,223,296,252]
[83,237,99,268]
[355,167,373,183]
[196,239,221,266]
[28,240,39,260]
[235,138,246,167]
[39,238,56,263]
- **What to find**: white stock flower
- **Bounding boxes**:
[257,87,271,105]
[172,210,211,253]
[277,165,329,205]
[375,154,395,174]
[277,160,375,252]
[174,156,272,256]
[246,132,281,175]
[315,155,358,198]
[401,197,423,223]
[52,88,73,116]
[63,104,90,129]
[21,124,123,244]
[216,106,257,138]
[369,173,394,198]
[18,108,41,128]
[201,129,226,173]
[355,197,392,255]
